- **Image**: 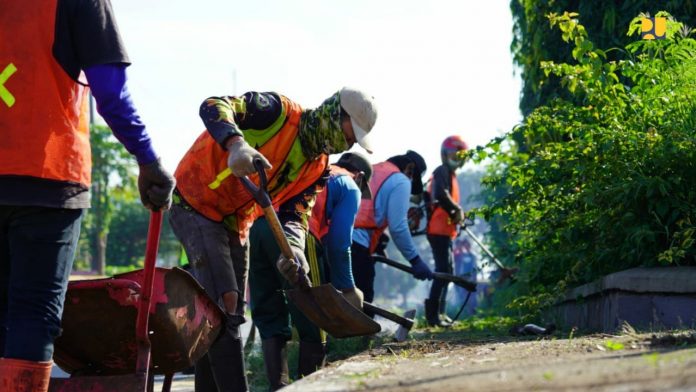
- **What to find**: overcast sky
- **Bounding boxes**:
[109,0,522,174]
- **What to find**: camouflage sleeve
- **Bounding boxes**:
[199,91,282,148]
[277,170,331,251]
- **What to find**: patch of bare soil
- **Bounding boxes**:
[282,330,696,392]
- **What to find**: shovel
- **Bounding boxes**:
[372,255,477,292]
[241,160,381,338]
[363,303,415,342]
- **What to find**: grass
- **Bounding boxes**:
[245,334,382,391]
[244,314,524,391]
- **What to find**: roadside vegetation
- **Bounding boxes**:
[470,12,696,316]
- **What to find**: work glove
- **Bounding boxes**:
[277,246,310,286]
[226,137,272,177]
[340,287,364,310]
[374,233,390,256]
[409,255,434,280]
[449,207,465,225]
[138,159,176,210]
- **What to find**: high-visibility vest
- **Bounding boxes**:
[308,165,354,240]
[174,94,328,236]
[426,170,460,239]
[354,161,401,253]
[0,0,91,186]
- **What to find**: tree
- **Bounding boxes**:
[511,0,696,116]
[107,198,181,270]
[476,12,696,314]
[82,124,136,274]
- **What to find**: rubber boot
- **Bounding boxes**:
[0,358,52,392]
[297,341,327,378]
[261,336,289,391]
[206,316,249,392]
[424,299,450,328]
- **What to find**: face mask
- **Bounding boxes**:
[446,157,462,170]
[298,92,348,160]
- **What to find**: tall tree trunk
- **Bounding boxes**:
[89,229,107,275]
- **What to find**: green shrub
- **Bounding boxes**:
[473,12,696,315]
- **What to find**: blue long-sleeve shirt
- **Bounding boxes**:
[84,64,157,165]
[321,173,361,289]
[353,172,419,261]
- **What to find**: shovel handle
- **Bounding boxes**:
[239,159,271,208]
[363,302,414,330]
[372,255,477,292]
[240,159,311,289]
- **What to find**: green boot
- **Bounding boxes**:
[261,336,289,391]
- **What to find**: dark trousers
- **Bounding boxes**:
[249,217,324,343]
[350,242,374,313]
[427,234,453,307]
[0,206,83,361]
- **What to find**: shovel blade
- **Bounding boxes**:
[286,284,381,338]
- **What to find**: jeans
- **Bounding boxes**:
[0,206,83,361]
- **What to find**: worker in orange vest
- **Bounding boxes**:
[425,135,468,327]
[248,152,372,389]
[352,150,434,315]
[169,88,377,391]
[0,1,175,390]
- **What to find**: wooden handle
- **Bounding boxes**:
[262,205,295,260]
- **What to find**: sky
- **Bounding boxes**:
[109,0,523,174]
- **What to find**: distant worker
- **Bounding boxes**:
[453,237,477,315]
[0,1,175,390]
[425,136,468,327]
[249,152,372,389]
[169,87,377,391]
[351,150,434,315]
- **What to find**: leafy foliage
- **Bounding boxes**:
[473,13,696,314]
[77,124,136,273]
[510,0,696,115]
[75,124,181,272]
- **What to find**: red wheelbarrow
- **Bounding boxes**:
[49,211,225,392]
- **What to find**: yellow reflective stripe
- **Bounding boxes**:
[0,63,17,108]
[208,168,232,189]
[306,235,321,286]
[241,103,287,147]
[207,102,288,190]
[306,234,327,343]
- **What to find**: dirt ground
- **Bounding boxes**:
[157,329,696,391]
[278,330,696,392]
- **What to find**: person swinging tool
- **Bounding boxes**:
[248,151,373,390]
[424,135,468,327]
[169,87,377,391]
[351,150,434,316]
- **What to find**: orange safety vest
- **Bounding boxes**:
[354,161,401,253]
[308,165,354,240]
[174,95,328,237]
[426,170,460,239]
[0,0,91,187]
